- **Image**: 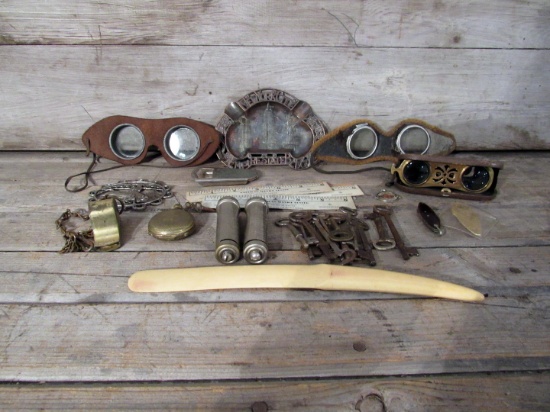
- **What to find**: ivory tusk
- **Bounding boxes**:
[128,264,485,302]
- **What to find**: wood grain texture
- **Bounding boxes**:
[1,373,548,411]
[0,295,548,382]
[0,246,547,304]
[0,156,548,405]
[0,0,549,406]
[1,0,549,48]
[0,46,549,150]
[0,152,548,252]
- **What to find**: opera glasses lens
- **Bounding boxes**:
[83,115,221,167]
[461,166,491,191]
[402,160,431,185]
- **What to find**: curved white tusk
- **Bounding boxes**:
[128,264,484,303]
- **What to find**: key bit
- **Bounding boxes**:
[308,244,323,260]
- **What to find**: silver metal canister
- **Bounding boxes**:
[215,197,241,264]
[243,197,269,264]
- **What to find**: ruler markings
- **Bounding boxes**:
[186,182,363,202]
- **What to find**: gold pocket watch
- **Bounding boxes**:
[148,204,196,241]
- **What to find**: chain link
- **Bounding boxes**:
[55,209,95,253]
[89,179,173,212]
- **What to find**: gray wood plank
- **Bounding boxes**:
[0,46,549,150]
[5,202,548,252]
[1,0,548,48]
[0,294,548,382]
[0,373,548,411]
[1,152,548,252]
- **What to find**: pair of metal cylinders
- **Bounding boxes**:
[215,196,269,265]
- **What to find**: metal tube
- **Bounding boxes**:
[243,197,269,264]
[215,197,241,264]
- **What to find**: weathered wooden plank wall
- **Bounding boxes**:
[1,0,549,150]
[2,1,548,47]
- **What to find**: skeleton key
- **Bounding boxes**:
[350,217,377,266]
[312,215,356,264]
[275,218,309,250]
[373,206,419,260]
[289,211,337,260]
[336,208,375,266]
[366,212,396,251]
[325,214,354,243]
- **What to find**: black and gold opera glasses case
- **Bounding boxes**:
[310,118,457,165]
[391,154,503,200]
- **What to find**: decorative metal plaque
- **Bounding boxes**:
[216,89,327,169]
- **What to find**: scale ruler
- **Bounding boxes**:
[325,185,364,197]
[186,182,363,203]
[185,182,333,202]
[201,194,357,210]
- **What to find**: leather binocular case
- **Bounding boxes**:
[82,115,221,166]
[310,118,456,165]
[391,154,503,200]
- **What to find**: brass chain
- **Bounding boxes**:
[55,209,95,253]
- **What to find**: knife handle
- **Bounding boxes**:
[417,202,445,236]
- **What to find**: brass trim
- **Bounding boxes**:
[88,198,121,251]
[392,159,495,194]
